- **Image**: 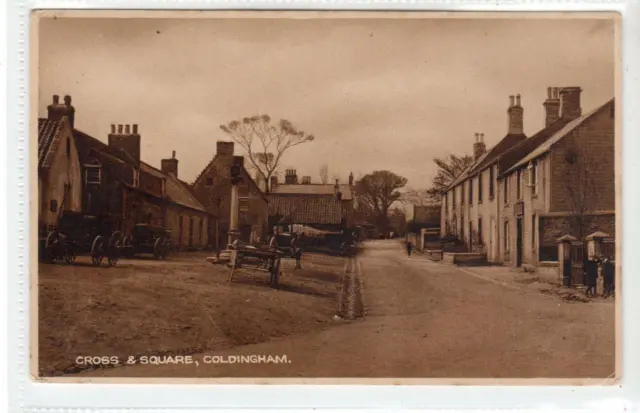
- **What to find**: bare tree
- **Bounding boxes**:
[563,146,598,239]
[401,188,434,207]
[319,164,329,184]
[220,115,315,192]
[355,170,408,231]
[426,154,474,200]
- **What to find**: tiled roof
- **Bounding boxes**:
[268,194,345,225]
[497,118,573,177]
[504,99,614,174]
[193,155,268,202]
[38,118,64,169]
[445,133,527,192]
[74,128,137,166]
[140,162,208,213]
[271,183,353,200]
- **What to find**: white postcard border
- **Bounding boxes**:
[5,1,640,412]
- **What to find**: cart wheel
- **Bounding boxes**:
[64,248,76,265]
[44,231,59,263]
[108,231,122,267]
[91,235,105,266]
[270,258,281,288]
[153,238,163,260]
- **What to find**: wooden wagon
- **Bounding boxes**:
[120,224,172,260]
[209,241,284,288]
[40,212,121,266]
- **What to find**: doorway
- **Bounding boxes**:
[516,218,523,267]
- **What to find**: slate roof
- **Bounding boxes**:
[38,118,65,169]
[268,194,345,225]
[271,183,353,200]
[140,162,208,213]
[503,99,614,175]
[445,133,527,192]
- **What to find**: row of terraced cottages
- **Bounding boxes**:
[440,87,615,267]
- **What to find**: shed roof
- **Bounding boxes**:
[271,183,353,200]
[268,194,346,225]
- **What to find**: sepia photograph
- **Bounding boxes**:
[31,11,620,381]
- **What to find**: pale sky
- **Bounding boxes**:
[38,15,615,188]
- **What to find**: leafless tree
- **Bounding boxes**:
[319,164,329,184]
[355,170,408,231]
[563,145,598,239]
[426,154,474,200]
[220,115,315,192]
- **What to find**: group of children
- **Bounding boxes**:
[584,255,616,298]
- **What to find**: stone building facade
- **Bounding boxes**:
[441,86,615,267]
[40,94,212,250]
[37,95,83,232]
[192,141,269,248]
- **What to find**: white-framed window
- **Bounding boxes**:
[527,160,538,195]
[503,220,510,252]
[239,196,250,213]
[132,168,140,188]
[85,165,101,185]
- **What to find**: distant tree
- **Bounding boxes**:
[319,164,329,184]
[388,207,408,237]
[427,154,474,200]
[220,115,315,192]
[355,170,408,231]
[562,146,598,239]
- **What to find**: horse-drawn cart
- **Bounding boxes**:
[209,242,284,288]
[40,213,121,266]
[120,223,172,260]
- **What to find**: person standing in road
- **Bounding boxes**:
[406,240,413,258]
[584,254,599,297]
[602,255,615,298]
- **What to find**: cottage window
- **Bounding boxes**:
[85,165,101,185]
[504,221,510,251]
[478,173,483,203]
[516,170,522,200]
[503,177,509,203]
[531,214,536,249]
[478,217,483,245]
[527,161,538,195]
[489,166,495,199]
[50,199,57,212]
[132,169,140,188]
[452,187,457,207]
[468,180,473,205]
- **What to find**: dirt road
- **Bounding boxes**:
[80,239,615,379]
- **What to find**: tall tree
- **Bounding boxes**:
[562,145,598,239]
[355,170,408,231]
[220,115,315,192]
[319,164,329,184]
[427,154,474,200]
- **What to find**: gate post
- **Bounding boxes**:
[557,234,577,287]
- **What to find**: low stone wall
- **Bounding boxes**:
[425,249,444,261]
[443,252,488,266]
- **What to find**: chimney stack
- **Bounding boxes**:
[133,124,139,134]
[543,86,561,127]
[216,141,234,157]
[270,176,278,190]
[301,176,311,184]
[161,150,179,178]
[349,172,354,186]
[108,123,141,163]
[507,93,524,135]
[285,169,298,184]
[473,132,487,160]
[559,86,582,121]
[47,94,76,128]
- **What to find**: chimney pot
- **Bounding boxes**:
[553,87,559,98]
[172,150,176,159]
[125,124,131,134]
[132,124,138,134]
[516,94,521,107]
[547,87,552,99]
[63,95,72,105]
[52,95,59,104]
[110,124,116,134]
[117,124,123,134]
[509,95,515,107]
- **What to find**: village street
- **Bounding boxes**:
[79,239,615,379]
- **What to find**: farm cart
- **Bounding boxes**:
[208,241,284,288]
[120,223,172,260]
[41,213,121,266]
